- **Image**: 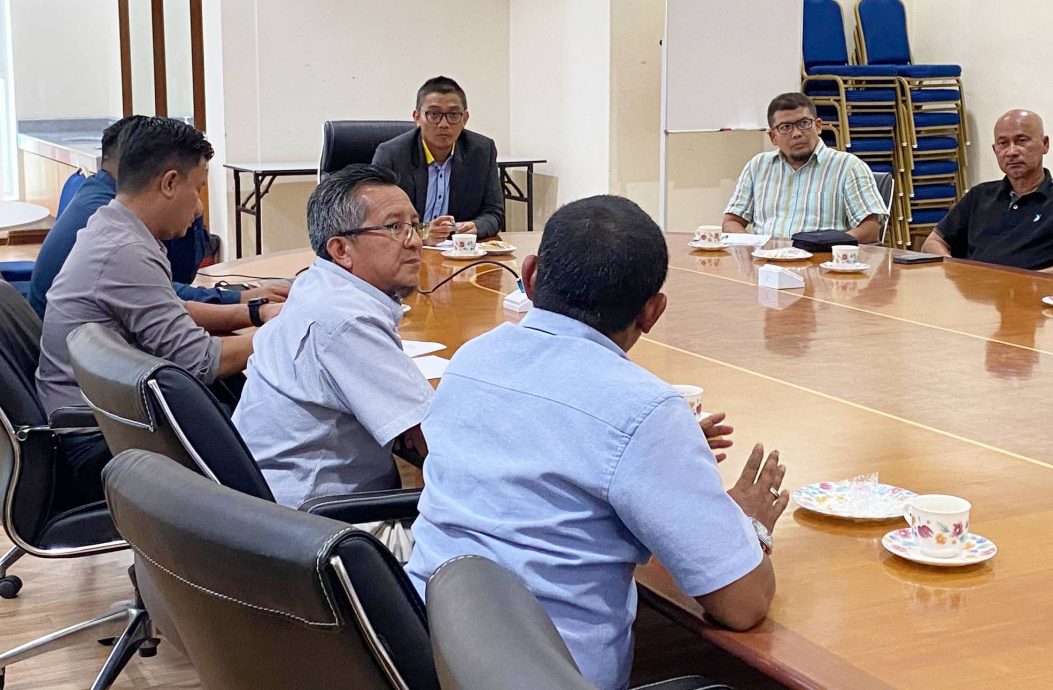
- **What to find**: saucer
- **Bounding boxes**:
[820,261,871,273]
[793,481,915,520]
[882,528,997,567]
[441,249,487,260]
[1042,295,1053,307]
[688,240,731,251]
[752,248,813,261]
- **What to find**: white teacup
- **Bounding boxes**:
[672,384,705,422]
[832,244,860,265]
[903,494,971,558]
[452,233,477,254]
[694,225,724,247]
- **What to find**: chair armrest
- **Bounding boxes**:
[48,406,100,432]
[298,488,422,524]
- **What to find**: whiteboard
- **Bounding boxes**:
[664,0,804,132]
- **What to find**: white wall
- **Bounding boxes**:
[907,0,1053,188]
[208,0,511,256]
[509,0,610,211]
[9,0,121,118]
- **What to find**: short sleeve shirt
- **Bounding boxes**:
[232,258,434,508]
[405,309,761,690]
[725,140,888,237]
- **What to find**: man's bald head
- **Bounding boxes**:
[993,109,1049,184]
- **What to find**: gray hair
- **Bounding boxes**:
[307,164,399,258]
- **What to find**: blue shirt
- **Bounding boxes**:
[28,170,237,318]
[232,258,434,508]
[423,142,453,222]
[405,309,762,690]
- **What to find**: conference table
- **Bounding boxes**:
[201,233,1053,690]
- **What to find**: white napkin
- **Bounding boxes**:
[413,355,450,380]
[422,240,455,251]
[402,340,446,358]
[724,233,772,247]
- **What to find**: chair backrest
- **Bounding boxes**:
[318,120,415,180]
[426,555,596,690]
[67,322,274,501]
[0,280,65,546]
[56,169,87,218]
[803,0,850,69]
[103,450,438,690]
[856,0,912,65]
[872,171,895,244]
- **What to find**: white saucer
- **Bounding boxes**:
[1042,295,1053,307]
[441,249,487,260]
[820,261,871,273]
[793,481,915,520]
[882,528,997,567]
[688,240,731,251]
[752,248,813,261]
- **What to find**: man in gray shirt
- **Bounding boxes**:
[36,117,281,500]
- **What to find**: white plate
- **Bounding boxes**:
[1042,295,1053,308]
[793,481,916,520]
[882,528,997,567]
[688,240,731,251]
[441,249,487,260]
[820,261,871,273]
[752,248,813,261]
[480,243,517,256]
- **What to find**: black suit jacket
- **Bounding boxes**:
[372,128,505,239]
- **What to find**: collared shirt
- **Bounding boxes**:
[936,170,1053,270]
[725,140,888,237]
[405,309,761,690]
[232,257,433,508]
[422,139,453,222]
[28,170,236,319]
[36,200,222,416]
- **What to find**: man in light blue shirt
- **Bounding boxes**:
[233,165,434,510]
[406,195,790,690]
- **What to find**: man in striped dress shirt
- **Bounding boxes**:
[722,92,887,243]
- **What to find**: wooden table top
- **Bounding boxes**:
[203,233,1053,690]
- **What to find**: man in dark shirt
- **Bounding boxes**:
[922,109,1053,271]
[28,116,288,318]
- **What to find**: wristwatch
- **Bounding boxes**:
[247,297,269,327]
[751,518,774,555]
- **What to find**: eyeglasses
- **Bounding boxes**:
[771,117,816,135]
[336,221,430,244]
[422,110,465,125]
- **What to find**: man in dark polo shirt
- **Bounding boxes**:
[922,109,1053,271]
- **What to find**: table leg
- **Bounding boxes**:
[526,163,534,232]
[254,174,264,256]
[233,171,243,259]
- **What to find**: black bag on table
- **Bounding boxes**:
[790,230,858,253]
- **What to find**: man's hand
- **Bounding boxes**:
[727,443,788,533]
[240,283,290,303]
[259,302,283,324]
[700,411,733,462]
[454,221,477,235]
[427,215,457,245]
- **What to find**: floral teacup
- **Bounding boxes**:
[904,494,971,558]
[832,244,860,265]
[672,384,705,422]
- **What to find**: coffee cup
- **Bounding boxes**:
[903,494,971,558]
[694,226,724,246]
[452,233,477,255]
[832,244,860,265]
[672,384,705,421]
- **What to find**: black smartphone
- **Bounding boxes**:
[893,252,944,265]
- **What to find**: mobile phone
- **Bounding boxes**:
[892,252,944,265]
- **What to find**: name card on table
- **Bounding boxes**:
[758,264,805,291]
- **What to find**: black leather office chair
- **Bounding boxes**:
[318,120,415,181]
[0,281,157,689]
[427,556,733,690]
[67,322,420,524]
[103,449,439,690]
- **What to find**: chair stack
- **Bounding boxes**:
[800,0,967,248]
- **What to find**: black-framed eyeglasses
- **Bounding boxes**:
[772,117,816,135]
[335,221,430,244]
[422,110,465,125]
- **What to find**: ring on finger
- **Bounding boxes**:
[768,486,781,499]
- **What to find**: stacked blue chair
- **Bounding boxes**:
[800,0,909,246]
[854,0,967,245]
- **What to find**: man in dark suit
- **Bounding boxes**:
[373,76,504,241]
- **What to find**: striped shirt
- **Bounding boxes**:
[724,141,887,237]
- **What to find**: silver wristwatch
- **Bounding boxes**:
[751,518,773,555]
